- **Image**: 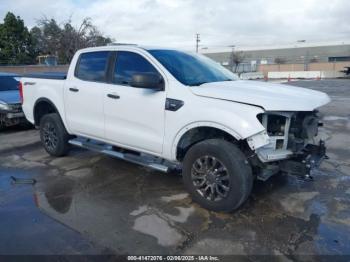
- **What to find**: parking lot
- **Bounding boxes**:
[0,79,349,258]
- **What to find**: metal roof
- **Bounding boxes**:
[200,40,350,54]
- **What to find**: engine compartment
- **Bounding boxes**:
[257,110,321,153]
[252,110,326,181]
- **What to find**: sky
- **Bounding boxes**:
[1,0,350,51]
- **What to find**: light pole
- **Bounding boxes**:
[228,45,235,72]
[297,40,308,70]
[196,34,200,53]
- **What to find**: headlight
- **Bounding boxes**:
[0,101,10,111]
[257,112,294,150]
[257,112,292,137]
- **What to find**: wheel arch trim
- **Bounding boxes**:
[33,97,64,127]
[170,121,242,160]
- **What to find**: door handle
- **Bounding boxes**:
[24,81,36,86]
[69,87,79,92]
[107,93,120,99]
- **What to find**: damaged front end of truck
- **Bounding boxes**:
[247,110,328,181]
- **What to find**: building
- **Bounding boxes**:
[201,41,350,73]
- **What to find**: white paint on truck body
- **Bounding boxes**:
[21,45,330,162]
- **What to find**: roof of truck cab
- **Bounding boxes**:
[77,45,181,53]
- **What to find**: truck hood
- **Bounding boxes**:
[190,80,330,111]
[0,90,20,104]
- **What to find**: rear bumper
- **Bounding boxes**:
[279,140,327,178]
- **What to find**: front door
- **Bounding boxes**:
[104,51,166,154]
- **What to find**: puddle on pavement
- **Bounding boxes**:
[1,144,350,255]
[0,169,349,255]
[0,168,105,254]
[18,163,348,255]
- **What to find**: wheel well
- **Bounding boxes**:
[34,100,58,126]
[176,127,238,161]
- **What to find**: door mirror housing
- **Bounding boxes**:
[130,73,164,91]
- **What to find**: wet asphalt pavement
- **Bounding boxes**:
[0,79,349,259]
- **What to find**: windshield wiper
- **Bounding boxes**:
[189,79,234,86]
[189,81,209,86]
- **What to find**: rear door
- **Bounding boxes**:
[65,51,110,139]
[103,51,166,154]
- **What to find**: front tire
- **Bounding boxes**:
[182,139,253,212]
[40,113,70,157]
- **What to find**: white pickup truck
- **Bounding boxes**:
[21,45,330,212]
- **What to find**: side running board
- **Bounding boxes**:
[68,137,180,173]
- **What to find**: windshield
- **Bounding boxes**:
[148,49,238,86]
[0,76,19,91]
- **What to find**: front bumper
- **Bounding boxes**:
[279,140,327,179]
[5,112,25,119]
[0,111,26,127]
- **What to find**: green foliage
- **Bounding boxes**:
[0,12,113,65]
[0,12,37,65]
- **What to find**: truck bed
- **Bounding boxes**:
[21,73,67,125]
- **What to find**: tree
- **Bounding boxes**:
[38,18,62,55]
[230,51,245,73]
[0,12,113,65]
[0,12,36,65]
[32,17,113,64]
[30,26,44,55]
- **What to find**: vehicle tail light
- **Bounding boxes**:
[19,81,23,104]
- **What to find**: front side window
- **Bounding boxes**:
[76,51,109,82]
[148,49,238,86]
[114,51,160,85]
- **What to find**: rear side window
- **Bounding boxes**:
[75,51,109,82]
[114,51,160,85]
[0,76,19,91]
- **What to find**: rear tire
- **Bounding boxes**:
[40,113,70,157]
[182,139,253,212]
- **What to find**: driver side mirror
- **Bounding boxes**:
[130,73,164,91]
